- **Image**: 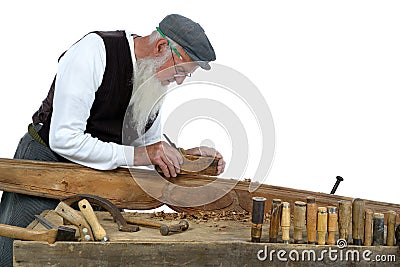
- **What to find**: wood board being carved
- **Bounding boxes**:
[0,158,399,223]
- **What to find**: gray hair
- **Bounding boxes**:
[149,30,180,49]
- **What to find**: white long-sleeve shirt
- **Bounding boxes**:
[49,31,161,170]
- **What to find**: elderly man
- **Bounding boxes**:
[0,14,225,266]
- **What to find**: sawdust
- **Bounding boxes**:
[149,210,256,223]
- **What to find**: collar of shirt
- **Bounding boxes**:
[125,31,137,75]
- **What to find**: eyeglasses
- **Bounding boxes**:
[156,27,191,78]
[170,47,192,78]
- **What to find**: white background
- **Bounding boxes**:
[0,1,399,205]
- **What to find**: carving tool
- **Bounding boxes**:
[327,206,338,245]
[338,200,351,241]
[364,209,373,246]
[251,196,266,242]
[293,201,306,244]
[317,207,327,245]
[306,196,317,244]
[281,202,291,244]
[352,198,365,245]
[269,199,282,243]
[387,210,397,246]
[373,213,384,246]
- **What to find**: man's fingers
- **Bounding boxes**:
[161,154,177,177]
[157,161,171,178]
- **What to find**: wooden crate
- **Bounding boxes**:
[13,211,400,266]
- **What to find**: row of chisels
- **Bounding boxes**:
[251,196,399,246]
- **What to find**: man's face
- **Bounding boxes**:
[155,47,199,86]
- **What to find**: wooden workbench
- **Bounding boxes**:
[13,211,400,266]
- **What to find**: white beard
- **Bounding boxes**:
[129,57,168,135]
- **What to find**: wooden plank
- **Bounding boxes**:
[13,241,400,266]
[0,158,399,223]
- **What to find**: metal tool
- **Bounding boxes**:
[269,199,282,243]
[163,134,178,150]
[250,196,266,243]
[124,217,189,236]
[34,215,76,242]
[330,176,344,194]
[78,199,109,242]
[306,196,317,244]
[62,194,139,232]
[352,198,365,245]
[293,201,306,244]
[55,201,94,241]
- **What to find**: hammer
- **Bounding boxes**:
[124,217,189,236]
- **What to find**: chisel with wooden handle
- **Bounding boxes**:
[78,199,109,242]
[306,196,317,244]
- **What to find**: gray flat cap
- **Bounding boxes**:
[159,14,216,70]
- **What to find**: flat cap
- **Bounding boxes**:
[159,14,216,70]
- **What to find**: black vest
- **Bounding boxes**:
[32,31,156,147]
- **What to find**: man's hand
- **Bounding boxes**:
[185,146,226,175]
[134,141,183,177]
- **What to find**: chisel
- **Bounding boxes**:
[281,202,291,244]
[269,199,282,243]
[293,201,306,244]
[317,207,327,245]
[306,196,317,244]
[352,198,365,245]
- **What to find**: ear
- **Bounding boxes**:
[153,38,169,56]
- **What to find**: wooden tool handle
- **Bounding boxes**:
[317,207,327,245]
[124,217,162,228]
[387,211,397,246]
[78,199,108,241]
[293,201,306,243]
[281,202,291,244]
[352,198,365,245]
[0,224,58,244]
[55,201,94,241]
[306,197,317,244]
[338,200,351,241]
[327,206,338,245]
[364,209,373,246]
[269,199,282,243]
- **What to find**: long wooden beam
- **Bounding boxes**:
[0,158,399,222]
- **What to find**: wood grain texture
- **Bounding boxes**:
[0,158,400,224]
[14,241,400,267]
